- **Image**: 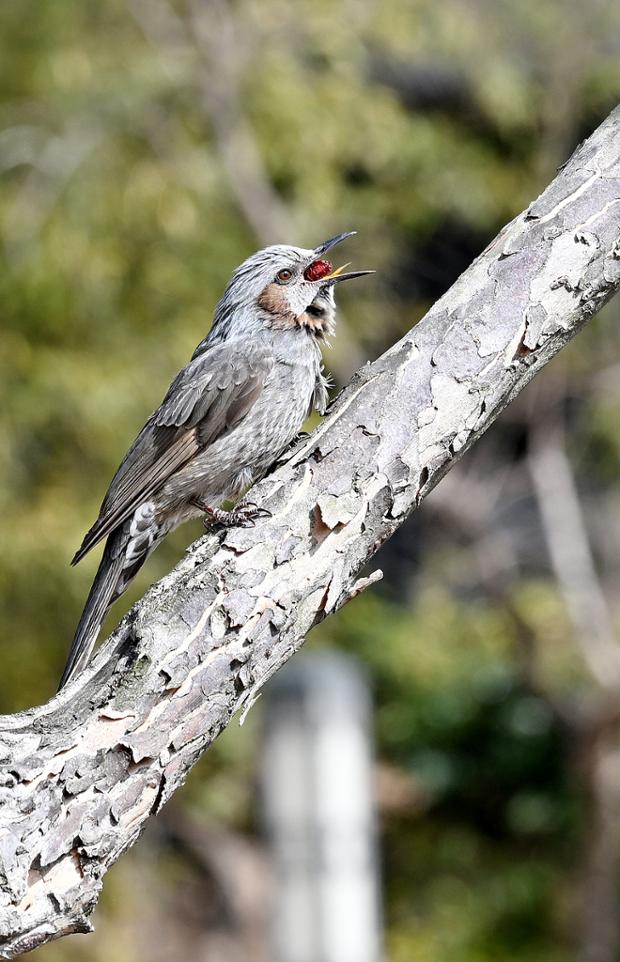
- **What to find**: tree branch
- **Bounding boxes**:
[528,403,620,689]
[2,107,620,957]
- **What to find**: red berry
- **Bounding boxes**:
[304,259,333,281]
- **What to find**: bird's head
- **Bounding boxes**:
[206,232,373,345]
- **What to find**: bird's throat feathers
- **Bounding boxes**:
[257,282,334,339]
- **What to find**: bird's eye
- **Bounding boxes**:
[276,268,294,284]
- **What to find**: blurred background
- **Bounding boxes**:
[2,0,620,959]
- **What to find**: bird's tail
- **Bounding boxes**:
[58,528,128,691]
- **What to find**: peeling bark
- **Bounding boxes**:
[2,107,620,957]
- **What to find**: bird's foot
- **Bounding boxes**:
[192,498,271,529]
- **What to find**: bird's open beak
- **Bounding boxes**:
[322,263,376,285]
[312,231,374,284]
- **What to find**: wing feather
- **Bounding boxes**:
[72,341,272,565]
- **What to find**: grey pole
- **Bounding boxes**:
[262,652,382,962]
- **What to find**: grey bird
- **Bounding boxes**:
[58,231,372,690]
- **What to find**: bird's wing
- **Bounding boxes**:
[72,341,272,565]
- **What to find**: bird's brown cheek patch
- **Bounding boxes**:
[258,282,294,321]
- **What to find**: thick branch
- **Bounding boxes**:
[2,107,620,957]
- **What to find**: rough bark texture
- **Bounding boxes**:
[2,107,620,958]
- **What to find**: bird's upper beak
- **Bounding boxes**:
[314,231,357,255]
[312,231,375,284]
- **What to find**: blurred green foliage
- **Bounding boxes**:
[2,1,620,960]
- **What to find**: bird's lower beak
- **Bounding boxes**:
[314,231,357,255]
[322,264,375,285]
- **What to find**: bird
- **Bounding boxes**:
[58,231,373,690]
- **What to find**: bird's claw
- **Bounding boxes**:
[234,502,272,526]
[201,501,272,529]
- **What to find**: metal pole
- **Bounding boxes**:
[262,652,382,962]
